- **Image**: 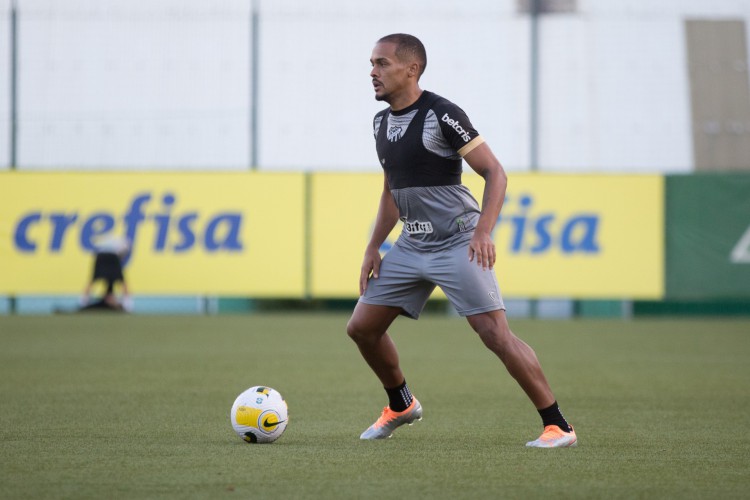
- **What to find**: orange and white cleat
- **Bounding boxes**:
[525,425,578,448]
[360,398,423,440]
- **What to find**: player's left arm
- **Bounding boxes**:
[462,141,507,270]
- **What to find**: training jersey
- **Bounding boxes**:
[374,90,485,252]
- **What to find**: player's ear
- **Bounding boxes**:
[408,62,419,78]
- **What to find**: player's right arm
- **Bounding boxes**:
[360,174,400,295]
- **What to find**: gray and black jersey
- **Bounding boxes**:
[374,90,486,252]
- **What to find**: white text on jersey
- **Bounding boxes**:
[401,218,434,235]
[441,113,471,142]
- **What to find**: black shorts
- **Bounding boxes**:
[92,252,124,291]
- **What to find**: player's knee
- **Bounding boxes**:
[347,317,385,346]
[346,317,366,343]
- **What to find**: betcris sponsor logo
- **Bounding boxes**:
[496,194,600,254]
[441,113,472,143]
[13,192,243,261]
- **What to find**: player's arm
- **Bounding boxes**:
[463,142,507,270]
[360,174,400,295]
[432,99,505,269]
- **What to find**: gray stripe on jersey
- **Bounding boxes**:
[373,110,460,159]
[424,110,462,159]
[374,115,384,138]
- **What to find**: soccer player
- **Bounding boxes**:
[80,236,133,312]
[346,33,577,448]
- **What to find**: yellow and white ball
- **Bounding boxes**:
[230,386,288,443]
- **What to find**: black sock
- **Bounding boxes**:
[537,401,572,432]
[385,380,413,412]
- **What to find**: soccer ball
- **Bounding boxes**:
[230,386,288,443]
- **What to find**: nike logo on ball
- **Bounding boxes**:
[263,417,285,428]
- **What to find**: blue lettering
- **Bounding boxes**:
[153,194,176,251]
[561,216,600,253]
[80,214,116,251]
[14,213,41,252]
[174,213,198,252]
[530,215,554,254]
[49,213,78,252]
[123,194,151,252]
[496,194,601,255]
[12,192,246,260]
[204,214,243,251]
[509,195,532,253]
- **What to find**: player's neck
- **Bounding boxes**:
[389,87,423,112]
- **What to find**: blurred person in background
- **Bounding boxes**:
[79,235,133,312]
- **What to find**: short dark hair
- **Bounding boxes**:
[377,33,427,79]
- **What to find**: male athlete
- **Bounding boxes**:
[346,34,577,448]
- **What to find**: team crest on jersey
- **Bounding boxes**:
[387,125,404,142]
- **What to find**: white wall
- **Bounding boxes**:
[538,9,693,172]
[0,0,10,170]
[17,0,251,170]
[7,0,750,172]
[258,0,529,171]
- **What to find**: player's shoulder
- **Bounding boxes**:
[426,91,454,107]
[426,91,468,117]
[373,107,389,135]
[373,107,389,121]
[424,90,480,147]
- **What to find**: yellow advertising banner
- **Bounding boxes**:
[311,173,664,299]
[0,172,305,295]
[310,173,394,298]
[1,172,663,299]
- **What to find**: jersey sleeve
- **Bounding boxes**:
[373,109,388,140]
[433,99,485,157]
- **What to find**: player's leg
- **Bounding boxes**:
[82,253,106,306]
[346,302,404,389]
[466,310,577,447]
[351,242,434,387]
[120,279,134,312]
[347,302,424,439]
[431,242,555,405]
[434,243,576,447]
[348,244,433,439]
[81,281,93,307]
[466,309,554,408]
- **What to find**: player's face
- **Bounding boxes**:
[370,42,411,102]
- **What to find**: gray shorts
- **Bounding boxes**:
[359,241,505,319]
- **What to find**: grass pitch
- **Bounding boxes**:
[1,313,749,499]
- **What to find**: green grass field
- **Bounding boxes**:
[1,313,749,499]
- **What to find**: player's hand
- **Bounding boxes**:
[359,246,382,295]
[468,230,496,270]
